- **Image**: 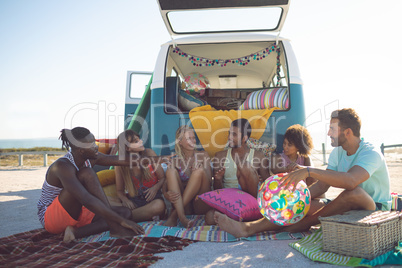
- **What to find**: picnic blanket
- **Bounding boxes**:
[0,215,311,267]
[80,215,311,243]
[0,228,192,267]
[289,229,402,267]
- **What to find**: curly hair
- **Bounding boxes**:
[283,124,313,158]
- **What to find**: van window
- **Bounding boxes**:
[129,73,152,99]
[167,7,283,34]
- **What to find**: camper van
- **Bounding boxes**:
[124,0,305,157]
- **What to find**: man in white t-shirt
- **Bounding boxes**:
[213,108,392,237]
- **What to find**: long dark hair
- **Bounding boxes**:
[59,127,91,151]
[116,129,153,197]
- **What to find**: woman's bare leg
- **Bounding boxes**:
[131,199,165,222]
[176,168,210,227]
[188,168,211,215]
[164,168,185,227]
[165,168,208,227]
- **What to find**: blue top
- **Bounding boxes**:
[327,140,391,210]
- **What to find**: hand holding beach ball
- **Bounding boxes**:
[184,73,210,97]
[257,173,311,226]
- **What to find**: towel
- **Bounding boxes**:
[189,105,277,157]
[289,229,402,267]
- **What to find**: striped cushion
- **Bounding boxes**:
[239,87,289,110]
[391,193,402,211]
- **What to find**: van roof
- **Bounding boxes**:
[157,0,290,37]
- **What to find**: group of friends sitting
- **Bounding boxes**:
[37,108,392,242]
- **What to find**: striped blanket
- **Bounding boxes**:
[80,215,311,243]
[0,228,192,267]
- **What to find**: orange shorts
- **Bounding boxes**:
[44,196,95,234]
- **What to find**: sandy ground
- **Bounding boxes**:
[0,154,401,267]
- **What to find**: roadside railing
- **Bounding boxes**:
[0,151,66,167]
[380,143,402,155]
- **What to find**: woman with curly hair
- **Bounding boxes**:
[271,124,315,185]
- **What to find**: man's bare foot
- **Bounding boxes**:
[63,226,76,242]
[110,220,144,238]
[120,219,144,235]
[214,211,248,238]
[109,227,137,238]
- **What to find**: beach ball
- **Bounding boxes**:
[257,173,311,226]
[184,73,210,96]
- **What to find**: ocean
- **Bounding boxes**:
[0,129,399,150]
[0,138,62,149]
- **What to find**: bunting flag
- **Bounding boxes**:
[172,44,280,68]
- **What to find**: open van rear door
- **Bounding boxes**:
[125,71,152,130]
[157,0,290,37]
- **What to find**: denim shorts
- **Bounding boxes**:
[128,191,163,208]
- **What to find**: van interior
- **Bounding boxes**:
[165,41,289,112]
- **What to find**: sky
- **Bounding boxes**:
[1,0,402,150]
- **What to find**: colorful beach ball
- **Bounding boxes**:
[184,73,210,96]
[257,173,311,226]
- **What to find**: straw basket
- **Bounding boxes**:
[319,210,402,260]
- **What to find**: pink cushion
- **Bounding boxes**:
[198,188,262,222]
[239,87,289,110]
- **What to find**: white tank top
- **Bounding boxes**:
[223,148,254,189]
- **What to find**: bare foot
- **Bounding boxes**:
[186,219,195,229]
[109,227,137,239]
[164,214,178,227]
[178,217,194,228]
[205,209,216,225]
[110,221,144,238]
[214,211,248,238]
[63,226,76,242]
[178,215,191,228]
